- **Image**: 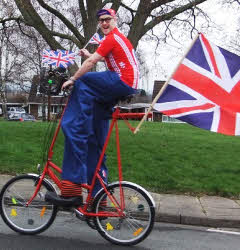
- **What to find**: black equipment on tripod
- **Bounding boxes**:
[39,67,68,95]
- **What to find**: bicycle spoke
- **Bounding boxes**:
[0,175,57,234]
[8,187,27,206]
[94,183,155,246]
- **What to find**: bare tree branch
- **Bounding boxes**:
[14,0,63,50]
[51,31,83,48]
[150,0,176,10]
[0,16,29,27]
[78,0,88,34]
[143,0,206,36]
[36,0,85,44]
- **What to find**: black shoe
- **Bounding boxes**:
[45,191,83,207]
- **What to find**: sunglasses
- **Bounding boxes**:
[98,17,113,24]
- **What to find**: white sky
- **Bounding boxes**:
[138,1,240,93]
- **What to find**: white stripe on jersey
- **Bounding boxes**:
[131,49,139,89]
[113,34,139,88]
[108,53,121,76]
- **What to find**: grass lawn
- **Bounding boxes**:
[1,119,240,198]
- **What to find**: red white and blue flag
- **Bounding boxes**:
[42,49,76,68]
[154,33,240,136]
[89,33,103,45]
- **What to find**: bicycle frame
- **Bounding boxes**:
[27,104,152,219]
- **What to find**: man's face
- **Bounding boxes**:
[98,14,116,35]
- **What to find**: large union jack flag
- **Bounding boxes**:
[42,49,76,68]
[154,33,240,136]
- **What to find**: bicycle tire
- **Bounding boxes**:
[0,174,58,235]
[93,182,155,246]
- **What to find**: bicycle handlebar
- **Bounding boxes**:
[111,107,152,133]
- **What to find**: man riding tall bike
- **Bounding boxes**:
[0,8,155,246]
[48,8,139,206]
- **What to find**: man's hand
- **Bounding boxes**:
[79,49,92,58]
[61,52,103,91]
[61,79,74,91]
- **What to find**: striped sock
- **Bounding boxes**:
[99,199,107,207]
[61,180,82,197]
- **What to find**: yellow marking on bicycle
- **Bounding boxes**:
[133,227,143,236]
[106,222,114,231]
[12,197,17,204]
[130,196,139,204]
[110,202,115,207]
[40,206,46,217]
[11,209,17,217]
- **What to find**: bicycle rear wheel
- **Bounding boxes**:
[93,182,155,246]
[0,174,58,234]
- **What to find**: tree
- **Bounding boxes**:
[222,0,240,55]
[0,15,48,118]
[1,0,209,52]
[0,0,213,94]
[0,17,24,118]
[0,0,54,119]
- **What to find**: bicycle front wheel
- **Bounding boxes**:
[0,174,58,235]
[93,182,155,246]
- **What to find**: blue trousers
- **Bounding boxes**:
[61,71,135,196]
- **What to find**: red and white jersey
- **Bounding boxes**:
[96,28,139,89]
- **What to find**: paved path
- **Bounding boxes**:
[1,174,240,228]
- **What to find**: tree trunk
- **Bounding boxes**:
[127,0,151,48]
[42,94,46,122]
[0,80,8,119]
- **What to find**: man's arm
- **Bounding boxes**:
[62,52,104,90]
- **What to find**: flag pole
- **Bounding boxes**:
[134,32,200,134]
[82,38,93,49]
[79,25,100,67]
[82,25,100,49]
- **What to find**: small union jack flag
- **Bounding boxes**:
[42,49,76,68]
[154,33,240,136]
[89,33,103,45]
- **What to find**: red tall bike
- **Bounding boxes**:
[0,104,155,246]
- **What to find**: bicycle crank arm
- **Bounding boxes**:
[73,208,86,221]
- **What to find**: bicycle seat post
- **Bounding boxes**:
[112,106,121,120]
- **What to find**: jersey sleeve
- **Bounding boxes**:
[96,35,114,57]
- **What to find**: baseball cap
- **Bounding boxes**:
[96,8,116,18]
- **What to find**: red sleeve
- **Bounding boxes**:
[96,35,114,57]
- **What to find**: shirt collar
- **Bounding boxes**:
[106,27,118,36]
